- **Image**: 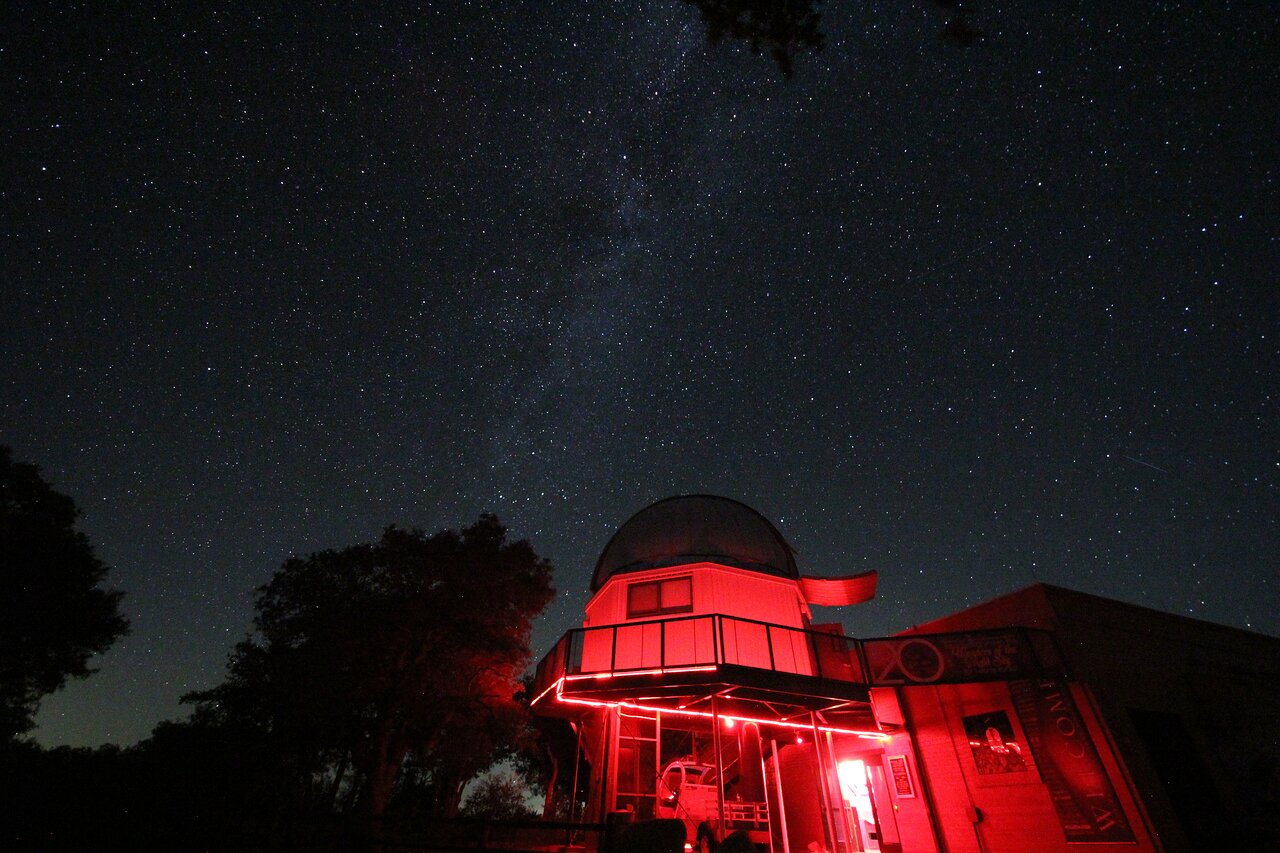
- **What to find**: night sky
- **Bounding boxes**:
[3,2,1276,748]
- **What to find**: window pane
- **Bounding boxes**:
[629,582,660,614]
[662,578,692,609]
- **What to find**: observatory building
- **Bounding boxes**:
[529,495,1278,853]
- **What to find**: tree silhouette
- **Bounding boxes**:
[460,770,537,820]
[187,516,554,820]
[682,0,981,77]
[513,674,584,820]
[0,446,128,739]
[683,0,824,78]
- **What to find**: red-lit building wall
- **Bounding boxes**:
[875,730,937,851]
[898,679,1159,852]
[584,562,810,628]
[903,584,1280,853]
[581,563,817,676]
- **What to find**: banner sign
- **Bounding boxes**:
[863,629,1053,686]
[1010,680,1135,843]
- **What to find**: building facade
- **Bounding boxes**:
[529,496,1279,852]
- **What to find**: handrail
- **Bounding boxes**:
[532,616,1067,700]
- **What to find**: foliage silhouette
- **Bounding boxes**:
[681,0,981,78]
[0,722,297,850]
[460,770,538,820]
[683,0,824,78]
[186,516,554,820]
[0,740,135,849]
[0,445,128,739]
[513,673,585,819]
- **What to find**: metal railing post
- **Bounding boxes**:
[715,614,724,665]
[809,630,823,680]
[854,637,871,685]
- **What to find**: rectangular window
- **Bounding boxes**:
[627,577,693,618]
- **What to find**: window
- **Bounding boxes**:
[627,577,693,618]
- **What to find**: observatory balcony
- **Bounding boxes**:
[530,614,1066,716]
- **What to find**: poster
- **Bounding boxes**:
[887,754,915,798]
[962,710,1028,775]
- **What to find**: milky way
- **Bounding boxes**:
[2,2,1275,746]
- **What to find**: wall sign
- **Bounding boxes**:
[887,754,916,798]
[864,629,1055,686]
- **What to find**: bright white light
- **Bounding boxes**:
[837,758,874,823]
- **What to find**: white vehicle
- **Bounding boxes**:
[654,759,771,852]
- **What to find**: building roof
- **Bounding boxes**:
[591,494,799,590]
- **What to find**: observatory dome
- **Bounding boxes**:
[591,495,798,590]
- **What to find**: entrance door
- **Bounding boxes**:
[834,750,902,853]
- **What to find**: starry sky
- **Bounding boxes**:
[2,2,1276,748]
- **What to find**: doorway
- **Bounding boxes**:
[830,744,902,853]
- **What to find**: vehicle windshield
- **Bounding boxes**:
[663,762,717,788]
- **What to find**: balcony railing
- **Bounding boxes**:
[531,614,1066,703]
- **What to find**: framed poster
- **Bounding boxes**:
[962,710,1028,775]
[887,754,916,798]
